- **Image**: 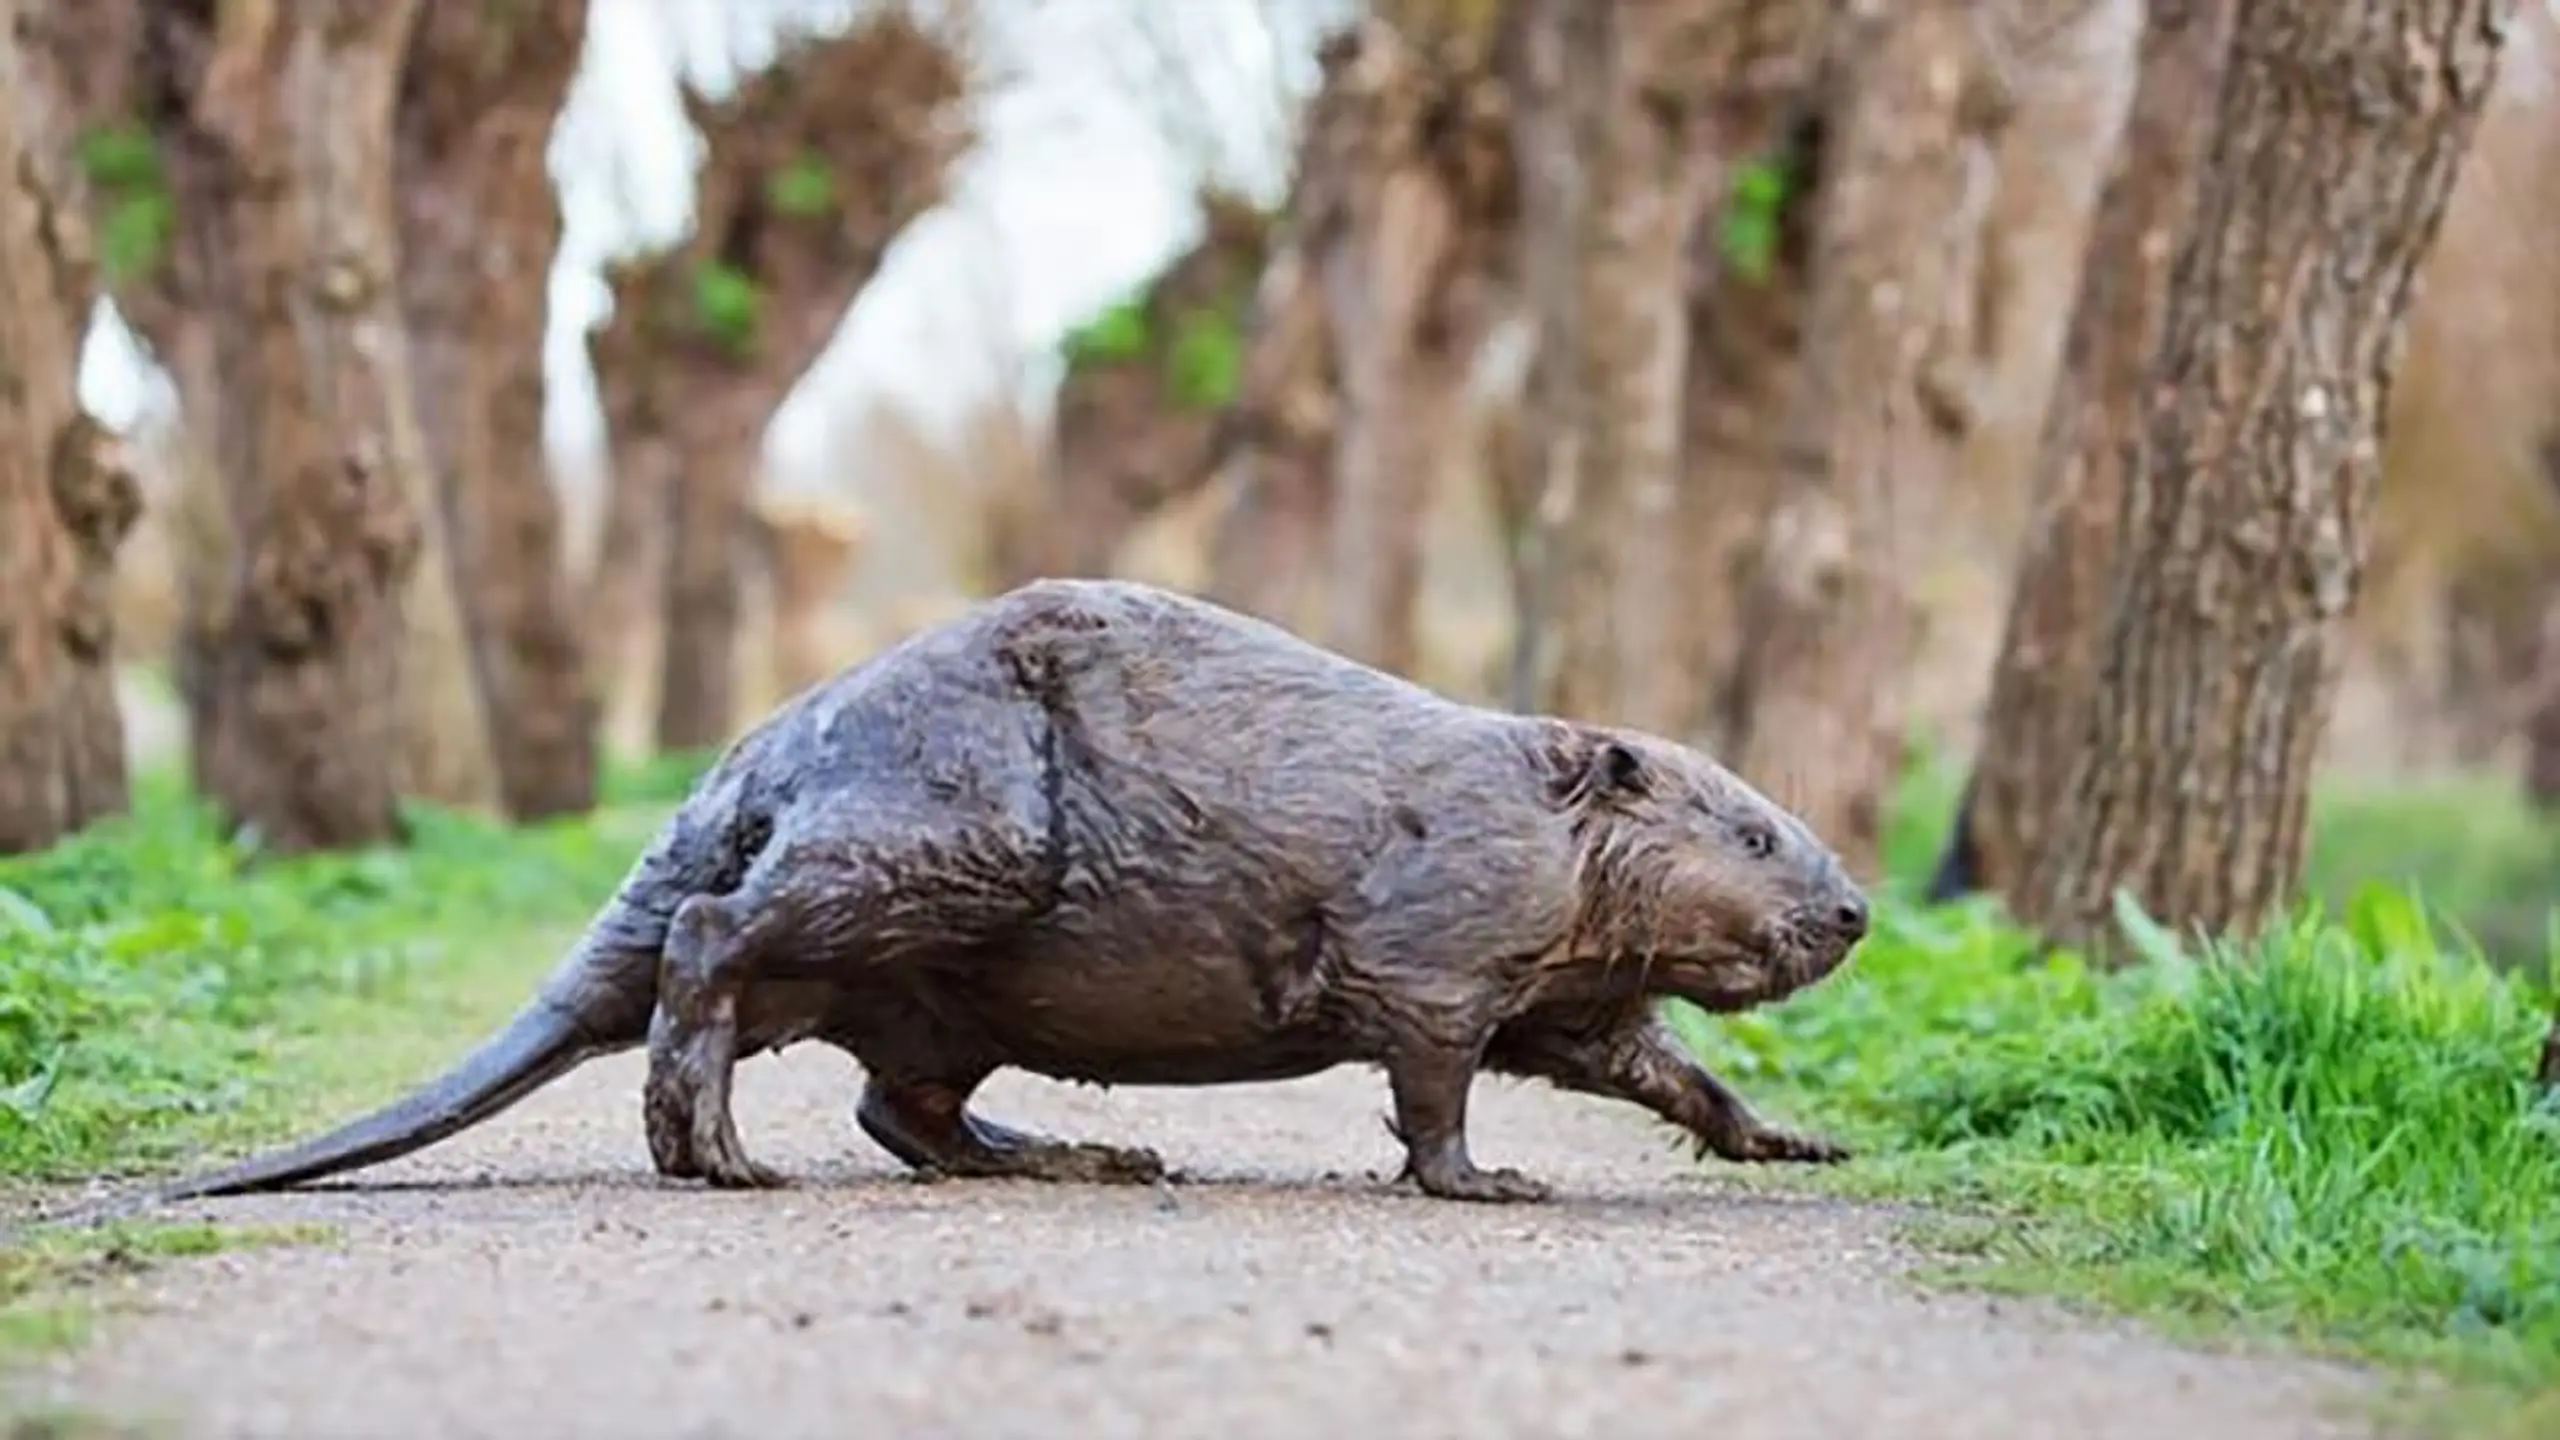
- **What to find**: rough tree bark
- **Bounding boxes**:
[14,1,239,795]
[1298,12,1515,677]
[177,0,433,852]
[1929,0,2240,905]
[398,0,600,820]
[0,0,145,852]
[1722,2,2012,875]
[1030,191,1270,583]
[2022,0,2513,948]
[582,9,970,751]
[0,0,82,851]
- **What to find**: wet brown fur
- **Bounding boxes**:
[159,579,1868,1205]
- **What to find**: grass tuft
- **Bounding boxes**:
[1672,762,2560,1421]
[0,770,671,1181]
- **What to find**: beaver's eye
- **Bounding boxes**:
[1738,823,1777,861]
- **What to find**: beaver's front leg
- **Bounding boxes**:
[1488,1011,1848,1165]
[1379,1035,1552,1203]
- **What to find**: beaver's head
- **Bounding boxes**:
[1552,725,1868,1011]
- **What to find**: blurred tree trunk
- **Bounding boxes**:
[2518,562,2560,806]
[164,322,235,792]
[1929,0,2239,905]
[398,0,600,820]
[1722,2,2011,874]
[582,262,679,749]
[750,494,869,701]
[1680,120,1824,752]
[583,11,970,752]
[2023,0,2511,948]
[1036,192,1270,583]
[0,1,82,851]
[1511,0,1828,731]
[1302,13,1515,677]
[0,0,145,852]
[1203,236,1337,636]
[14,1,234,794]
[179,0,432,852]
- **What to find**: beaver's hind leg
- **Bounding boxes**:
[644,891,785,1188]
[853,1072,1166,1185]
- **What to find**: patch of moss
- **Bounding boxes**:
[688,260,762,357]
[764,153,837,220]
[72,124,174,286]
[1717,152,1792,285]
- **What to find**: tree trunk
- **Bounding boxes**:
[751,493,869,701]
[43,418,142,825]
[581,10,972,753]
[1667,0,1842,748]
[2528,559,2560,806]
[1929,0,2240,905]
[2023,0,2512,949]
[1680,114,1820,752]
[185,0,432,853]
[1512,0,1830,735]
[1724,3,2010,875]
[0,0,144,851]
[1204,233,1337,636]
[399,0,600,820]
[1515,0,1760,732]
[582,261,679,750]
[165,322,234,793]
[655,398,764,751]
[1301,17,1515,677]
[0,1,78,852]
[1041,192,1269,582]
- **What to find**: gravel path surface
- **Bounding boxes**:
[27,1046,2374,1439]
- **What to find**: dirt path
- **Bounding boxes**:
[24,1048,2373,1439]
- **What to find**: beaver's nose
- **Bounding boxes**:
[1831,893,1869,941]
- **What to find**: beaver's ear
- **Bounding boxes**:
[1590,740,1649,799]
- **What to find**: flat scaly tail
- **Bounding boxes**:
[150,892,669,1202]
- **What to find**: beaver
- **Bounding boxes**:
[155,578,1869,1205]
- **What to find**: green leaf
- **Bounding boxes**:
[0,888,54,939]
[2110,886,2196,982]
[75,124,163,192]
[689,260,762,355]
[765,153,837,220]
[1718,209,1777,284]
[98,193,175,284]
[1060,297,1150,366]
[1164,307,1241,410]
[0,1062,59,1122]
[1715,154,1793,285]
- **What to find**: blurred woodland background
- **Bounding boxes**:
[2,0,2555,971]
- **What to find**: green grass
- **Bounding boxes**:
[0,1220,331,1358]
[0,768,677,1183]
[1662,755,2560,1432]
